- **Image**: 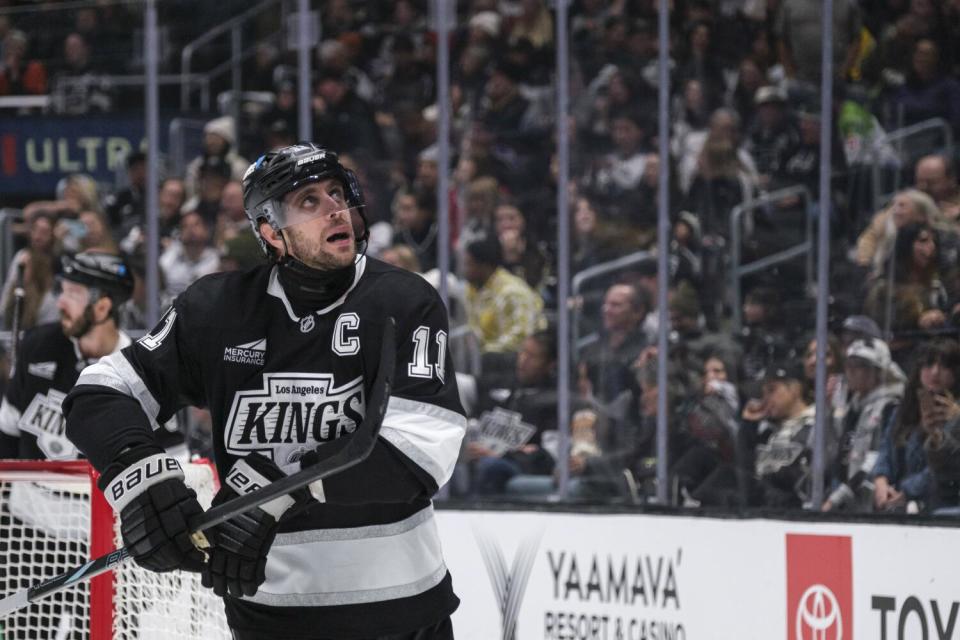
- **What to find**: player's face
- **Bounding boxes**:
[281,179,356,270]
[57,280,93,337]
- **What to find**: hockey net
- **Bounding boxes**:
[0,459,231,639]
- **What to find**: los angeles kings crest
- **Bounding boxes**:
[224,371,365,470]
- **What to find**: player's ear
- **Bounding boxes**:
[92,295,113,323]
[259,221,285,256]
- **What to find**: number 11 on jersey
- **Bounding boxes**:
[408,326,447,383]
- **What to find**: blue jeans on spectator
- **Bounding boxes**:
[475,456,523,495]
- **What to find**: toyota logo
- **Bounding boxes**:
[796,584,843,640]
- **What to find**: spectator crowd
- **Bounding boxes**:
[2,0,960,515]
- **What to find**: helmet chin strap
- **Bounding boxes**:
[275,228,357,317]
[68,303,109,339]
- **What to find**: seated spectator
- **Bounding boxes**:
[218,232,263,273]
[312,69,385,157]
[873,339,960,512]
[776,101,847,198]
[738,285,791,380]
[681,108,759,240]
[675,21,727,108]
[576,63,647,153]
[454,41,495,116]
[104,151,146,240]
[671,79,712,172]
[801,334,846,419]
[118,250,169,331]
[261,82,298,141]
[671,211,704,288]
[823,338,905,512]
[119,177,186,255]
[923,407,960,514]
[507,0,554,53]
[49,32,113,114]
[856,188,941,275]
[864,222,958,359]
[377,33,434,113]
[915,154,960,223]
[861,2,941,83]
[889,39,960,135]
[841,314,884,348]
[184,116,250,199]
[579,282,650,406]
[591,349,697,501]
[774,0,863,85]
[738,360,819,508]
[456,176,500,265]
[391,190,438,272]
[584,109,651,208]
[21,173,102,231]
[77,210,118,254]
[571,195,623,275]
[213,180,249,248]
[475,58,547,188]
[0,30,46,96]
[0,213,58,331]
[159,177,186,237]
[463,235,545,354]
[673,354,741,505]
[183,155,233,227]
[243,42,280,93]
[678,107,758,197]
[668,280,740,374]
[317,38,377,102]
[466,330,559,495]
[745,86,801,190]
[729,57,766,127]
[494,201,549,292]
[381,248,425,281]
[159,211,220,298]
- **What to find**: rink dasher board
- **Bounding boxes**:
[435,506,960,640]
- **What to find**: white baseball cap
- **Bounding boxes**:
[846,338,891,370]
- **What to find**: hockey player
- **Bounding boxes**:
[0,252,139,640]
[63,143,466,639]
[0,251,137,459]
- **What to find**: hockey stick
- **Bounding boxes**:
[9,262,25,374]
[0,317,396,618]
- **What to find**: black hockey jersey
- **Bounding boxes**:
[0,323,135,460]
[64,256,467,638]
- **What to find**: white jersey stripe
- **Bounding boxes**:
[0,397,22,437]
[76,352,164,430]
[248,505,446,607]
[380,396,466,487]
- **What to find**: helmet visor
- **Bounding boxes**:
[275,178,364,231]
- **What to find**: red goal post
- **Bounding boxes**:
[0,458,230,640]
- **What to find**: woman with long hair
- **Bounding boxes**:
[865,222,958,356]
[859,188,943,275]
[0,212,59,331]
[872,339,960,512]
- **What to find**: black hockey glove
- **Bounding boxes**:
[99,444,206,573]
[202,452,314,598]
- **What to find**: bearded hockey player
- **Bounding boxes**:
[0,251,144,640]
[63,143,466,640]
[0,251,139,459]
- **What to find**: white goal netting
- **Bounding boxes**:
[0,460,231,640]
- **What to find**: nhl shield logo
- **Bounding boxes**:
[300,316,316,333]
